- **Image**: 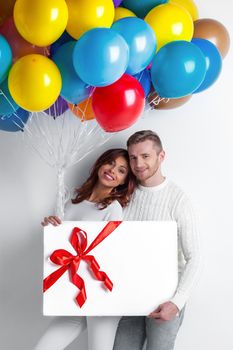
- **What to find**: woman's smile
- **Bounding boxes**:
[103,171,115,181]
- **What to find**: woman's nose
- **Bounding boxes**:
[109,165,115,173]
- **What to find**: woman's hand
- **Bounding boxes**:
[41,216,62,227]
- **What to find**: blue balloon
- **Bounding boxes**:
[192,38,222,94]
[53,41,92,104]
[122,0,167,18]
[50,31,73,57]
[73,28,129,87]
[151,41,207,98]
[133,69,151,97]
[0,35,12,84]
[112,17,156,75]
[0,107,29,132]
[0,79,18,115]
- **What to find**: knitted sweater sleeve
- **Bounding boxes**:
[170,194,203,310]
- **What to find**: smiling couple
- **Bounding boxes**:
[35,130,201,350]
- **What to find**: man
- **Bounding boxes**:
[113,130,202,350]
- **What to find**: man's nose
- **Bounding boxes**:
[135,158,143,168]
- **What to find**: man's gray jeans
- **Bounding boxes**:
[113,308,185,350]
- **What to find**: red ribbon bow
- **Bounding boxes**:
[43,221,122,308]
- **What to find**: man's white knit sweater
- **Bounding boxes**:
[123,178,202,311]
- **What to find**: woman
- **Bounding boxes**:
[35,148,136,350]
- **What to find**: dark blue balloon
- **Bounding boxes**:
[151,41,207,98]
[53,41,92,104]
[73,28,129,87]
[0,107,29,132]
[133,69,151,97]
[0,79,18,115]
[192,38,222,94]
[112,17,156,75]
[50,31,73,57]
[122,0,168,18]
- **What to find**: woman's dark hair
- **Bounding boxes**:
[72,148,137,209]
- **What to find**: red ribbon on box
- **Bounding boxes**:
[43,221,122,308]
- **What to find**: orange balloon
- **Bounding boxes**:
[148,90,192,109]
[0,17,50,62]
[68,98,95,121]
[193,18,230,59]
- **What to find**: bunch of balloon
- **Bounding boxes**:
[0,0,230,213]
[0,0,115,218]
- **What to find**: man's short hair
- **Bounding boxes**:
[127,130,163,152]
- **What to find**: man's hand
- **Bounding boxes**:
[148,301,179,323]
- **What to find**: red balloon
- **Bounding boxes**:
[0,17,50,62]
[92,74,145,132]
[0,0,16,26]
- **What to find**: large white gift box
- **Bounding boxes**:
[43,221,178,316]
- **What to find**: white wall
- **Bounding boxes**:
[0,1,233,349]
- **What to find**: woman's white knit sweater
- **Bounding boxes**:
[123,178,202,311]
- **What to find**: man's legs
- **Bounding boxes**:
[113,316,146,350]
[145,308,185,350]
[113,309,185,350]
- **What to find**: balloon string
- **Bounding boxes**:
[68,123,113,169]
[149,94,169,106]
[20,109,113,216]
[36,112,59,162]
[66,117,88,161]
[55,167,65,219]
[23,113,58,167]
[137,70,145,83]
[0,89,18,115]
[22,122,54,168]
[11,112,26,132]
[55,110,67,167]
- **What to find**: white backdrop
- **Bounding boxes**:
[0,0,233,349]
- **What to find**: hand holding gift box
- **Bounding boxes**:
[43,221,178,316]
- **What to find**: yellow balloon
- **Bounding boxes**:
[14,0,68,46]
[114,7,136,22]
[170,0,199,21]
[66,0,115,40]
[145,3,194,51]
[8,54,62,112]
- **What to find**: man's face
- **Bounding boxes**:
[128,140,164,182]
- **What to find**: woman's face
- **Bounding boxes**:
[97,156,129,189]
